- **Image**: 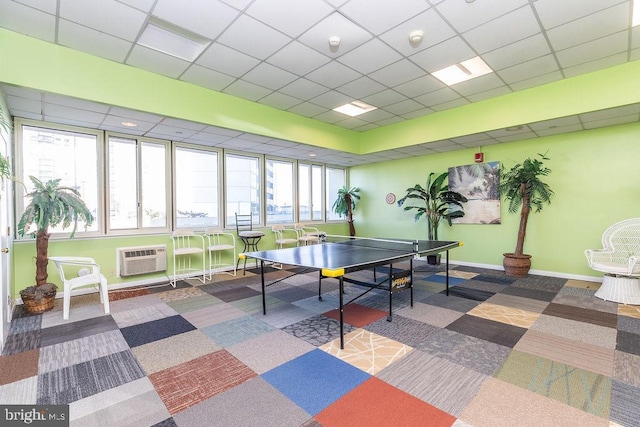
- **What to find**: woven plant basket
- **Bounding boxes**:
[20,284,57,314]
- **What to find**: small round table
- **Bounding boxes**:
[237,230,265,274]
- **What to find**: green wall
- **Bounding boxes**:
[12,223,349,296]
[351,121,640,278]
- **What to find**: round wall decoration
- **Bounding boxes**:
[385,193,396,204]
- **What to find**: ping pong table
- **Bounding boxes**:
[242,236,462,349]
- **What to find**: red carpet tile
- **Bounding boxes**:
[316,377,456,427]
[0,349,39,385]
[323,303,388,328]
[148,349,256,415]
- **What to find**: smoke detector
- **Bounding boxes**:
[409,30,423,47]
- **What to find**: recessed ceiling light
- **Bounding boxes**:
[308,153,317,157]
[138,17,211,61]
[333,101,377,117]
[121,121,138,127]
[432,56,493,86]
[506,125,524,131]
[633,0,640,26]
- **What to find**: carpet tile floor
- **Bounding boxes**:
[1,261,640,426]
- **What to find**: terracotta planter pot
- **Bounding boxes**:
[503,253,532,278]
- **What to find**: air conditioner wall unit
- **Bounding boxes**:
[117,245,167,277]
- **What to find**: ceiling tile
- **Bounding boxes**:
[286,102,326,117]
[369,59,425,87]
[339,0,429,35]
[309,90,353,109]
[509,70,563,92]
[546,3,630,51]
[180,64,236,92]
[58,19,132,63]
[383,99,425,115]
[44,104,106,124]
[533,0,626,29]
[126,45,191,79]
[222,80,273,102]
[15,0,57,14]
[435,0,528,33]
[497,54,559,85]
[362,89,407,108]
[216,15,292,60]
[555,32,628,68]
[562,52,628,78]
[0,0,56,42]
[59,0,146,41]
[337,76,386,99]
[298,11,373,57]
[196,43,260,78]
[306,61,361,88]
[378,9,456,56]
[6,95,42,114]
[409,36,475,73]
[393,75,444,98]
[463,5,540,54]
[268,41,330,77]
[337,38,403,74]
[117,0,155,12]
[452,73,506,97]
[413,87,460,107]
[258,92,303,110]
[152,0,239,40]
[279,78,328,101]
[246,0,332,38]
[242,63,298,90]
[45,93,110,113]
[482,33,551,71]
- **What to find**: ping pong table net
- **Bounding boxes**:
[322,235,419,253]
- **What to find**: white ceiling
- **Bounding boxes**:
[1,0,640,166]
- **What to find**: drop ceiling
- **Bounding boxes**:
[1,0,639,166]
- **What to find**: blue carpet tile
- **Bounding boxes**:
[262,348,370,416]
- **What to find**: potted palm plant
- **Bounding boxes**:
[397,172,467,264]
[332,186,360,236]
[499,152,554,277]
[17,176,94,313]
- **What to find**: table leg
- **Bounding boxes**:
[339,276,344,350]
[260,260,266,315]
[445,250,450,296]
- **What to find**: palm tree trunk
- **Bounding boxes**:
[345,194,356,236]
[35,230,50,286]
[515,185,530,255]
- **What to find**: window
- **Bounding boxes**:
[107,134,169,231]
[174,145,220,228]
[298,163,323,221]
[326,167,346,220]
[266,158,294,224]
[18,122,101,235]
[225,153,261,226]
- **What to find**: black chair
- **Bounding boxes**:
[235,213,265,274]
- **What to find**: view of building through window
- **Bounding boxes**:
[18,121,347,237]
[20,125,99,233]
[175,146,219,228]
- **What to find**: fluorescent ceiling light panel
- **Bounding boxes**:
[634,0,640,26]
[333,101,377,117]
[432,56,493,86]
[138,18,211,61]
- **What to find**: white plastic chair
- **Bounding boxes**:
[585,218,640,304]
[204,227,236,278]
[294,223,323,246]
[171,230,205,286]
[48,256,110,320]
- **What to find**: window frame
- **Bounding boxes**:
[223,150,263,228]
[172,143,223,230]
[325,165,347,222]
[298,161,325,223]
[14,118,105,239]
[265,155,295,225]
[105,131,172,235]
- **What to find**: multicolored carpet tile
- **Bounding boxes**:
[1,263,639,426]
